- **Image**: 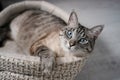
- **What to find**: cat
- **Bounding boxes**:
[6,9,104,74]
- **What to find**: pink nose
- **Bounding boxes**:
[69,40,76,47]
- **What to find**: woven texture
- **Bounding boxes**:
[0,55,86,80]
[0,71,39,80]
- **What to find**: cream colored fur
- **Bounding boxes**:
[10,10,81,63]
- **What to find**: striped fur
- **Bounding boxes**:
[59,11,103,57]
[10,9,104,58]
[10,10,103,73]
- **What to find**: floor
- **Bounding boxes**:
[1,0,120,80]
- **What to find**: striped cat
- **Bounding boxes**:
[9,10,103,74]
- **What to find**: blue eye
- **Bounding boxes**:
[79,38,88,44]
[66,30,72,38]
[68,31,72,35]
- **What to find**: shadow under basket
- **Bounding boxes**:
[0,1,87,80]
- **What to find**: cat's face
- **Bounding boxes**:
[59,11,104,57]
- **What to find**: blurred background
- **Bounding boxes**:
[0,0,120,80]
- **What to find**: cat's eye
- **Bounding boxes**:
[66,30,72,39]
[79,38,88,44]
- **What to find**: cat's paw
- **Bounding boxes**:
[41,56,55,75]
[34,45,56,75]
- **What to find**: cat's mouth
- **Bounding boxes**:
[67,46,76,52]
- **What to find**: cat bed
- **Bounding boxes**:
[0,1,87,80]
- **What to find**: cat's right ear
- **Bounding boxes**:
[68,11,79,27]
[88,25,104,39]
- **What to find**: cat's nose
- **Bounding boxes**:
[69,40,76,47]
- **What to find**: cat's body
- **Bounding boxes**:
[10,10,66,57]
[7,9,103,74]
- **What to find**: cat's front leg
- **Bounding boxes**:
[32,45,56,75]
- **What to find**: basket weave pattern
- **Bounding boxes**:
[0,55,86,80]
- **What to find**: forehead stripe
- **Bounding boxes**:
[77,27,86,38]
[81,32,85,37]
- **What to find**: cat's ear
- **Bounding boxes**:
[68,11,79,27]
[88,25,104,38]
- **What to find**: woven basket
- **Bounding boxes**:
[0,1,87,80]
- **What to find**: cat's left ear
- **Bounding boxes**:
[88,25,104,38]
[68,11,79,27]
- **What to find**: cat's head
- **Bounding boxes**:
[59,11,104,57]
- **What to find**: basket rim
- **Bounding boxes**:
[0,53,86,64]
[0,1,69,26]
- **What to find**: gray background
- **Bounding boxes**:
[1,0,120,80]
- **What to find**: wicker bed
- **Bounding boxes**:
[0,1,87,80]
